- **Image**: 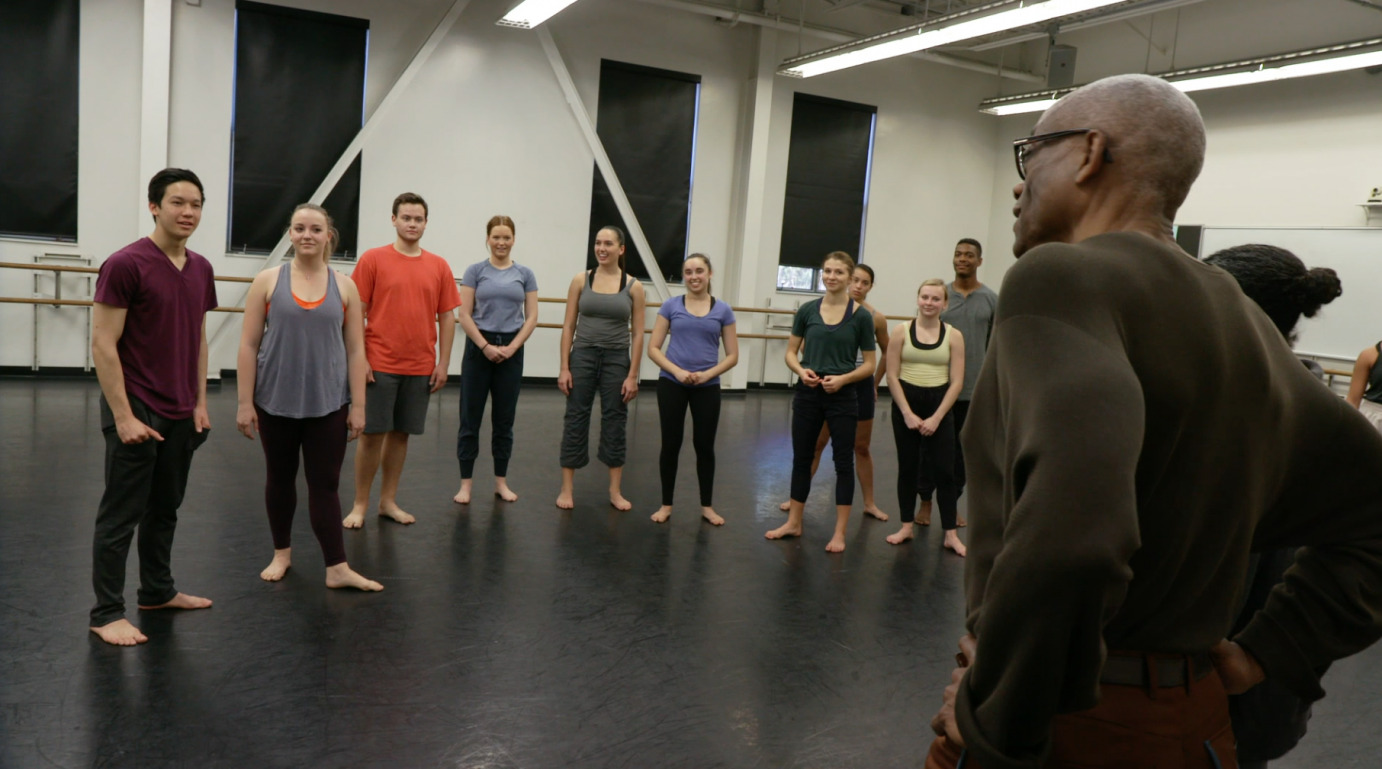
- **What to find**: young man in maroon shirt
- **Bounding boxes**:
[89,169,218,646]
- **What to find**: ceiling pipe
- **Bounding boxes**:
[629,0,1046,82]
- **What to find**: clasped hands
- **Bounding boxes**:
[483,342,517,363]
[928,635,1267,750]
[674,368,711,386]
[798,368,850,394]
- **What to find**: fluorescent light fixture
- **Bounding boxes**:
[979,37,1382,115]
[496,0,578,29]
[781,0,1128,78]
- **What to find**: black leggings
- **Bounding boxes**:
[790,382,858,506]
[656,378,721,506]
[256,405,349,566]
[892,381,958,530]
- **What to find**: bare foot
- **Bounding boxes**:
[453,480,472,505]
[778,500,791,512]
[379,504,416,525]
[325,564,384,591]
[138,592,213,611]
[701,507,725,526]
[610,492,632,512]
[556,489,574,510]
[765,522,802,540]
[944,530,967,557]
[825,534,847,553]
[651,506,673,523]
[260,550,291,582]
[957,514,968,528]
[343,503,367,530]
[917,499,933,526]
[886,523,915,545]
[90,619,147,646]
[863,504,889,522]
[495,480,519,502]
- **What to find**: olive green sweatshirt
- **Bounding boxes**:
[956,232,1382,769]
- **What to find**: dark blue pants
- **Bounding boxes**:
[457,331,524,479]
[790,382,857,506]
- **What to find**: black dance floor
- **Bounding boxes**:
[1,379,1379,768]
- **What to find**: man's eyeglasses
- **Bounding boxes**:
[1012,129,1114,180]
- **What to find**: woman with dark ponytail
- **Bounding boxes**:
[1203,242,1342,769]
[556,226,647,511]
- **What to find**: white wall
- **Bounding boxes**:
[1,0,1004,387]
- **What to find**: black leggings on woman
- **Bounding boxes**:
[892,381,958,530]
[255,405,349,566]
[656,378,721,506]
[790,382,858,505]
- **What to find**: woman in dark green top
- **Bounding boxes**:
[766,251,877,553]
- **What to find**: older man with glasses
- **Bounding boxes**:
[923,73,1382,769]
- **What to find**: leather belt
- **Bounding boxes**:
[1100,652,1215,688]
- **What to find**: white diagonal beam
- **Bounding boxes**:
[207,0,473,360]
[536,27,672,301]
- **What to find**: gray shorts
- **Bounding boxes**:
[365,372,431,435]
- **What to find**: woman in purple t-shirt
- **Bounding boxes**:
[646,254,739,525]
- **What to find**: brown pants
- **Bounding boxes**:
[926,669,1237,769]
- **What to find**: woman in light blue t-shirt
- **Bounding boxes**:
[454,216,539,505]
[646,254,739,526]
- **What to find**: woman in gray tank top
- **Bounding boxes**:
[235,204,381,593]
[555,226,647,512]
[1348,342,1382,432]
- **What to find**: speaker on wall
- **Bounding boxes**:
[1048,45,1077,89]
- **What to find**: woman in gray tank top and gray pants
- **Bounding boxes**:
[556,226,647,511]
[235,204,381,592]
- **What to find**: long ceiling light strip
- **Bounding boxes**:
[779,0,1130,78]
[497,0,579,28]
[979,36,1382,114]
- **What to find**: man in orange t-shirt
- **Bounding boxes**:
[344,192,461,528]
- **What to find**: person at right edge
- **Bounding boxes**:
[1203,243,1342,769]
[925,73,1382,769]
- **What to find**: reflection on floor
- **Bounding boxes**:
[0,380,1374,767]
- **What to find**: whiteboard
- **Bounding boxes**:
[1199,227,1382,362]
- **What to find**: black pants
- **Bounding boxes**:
[91,395,208,627]
[790,382,857,506]
[919,398,968,502]
[256,405,348,566]
[457,331,524,478]
[656,378,721,506]
[893,382,959,529]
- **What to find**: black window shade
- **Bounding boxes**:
[0,0,79,241]
[588,60,701,281]
[779,94,877,269]
[230,1,367,258]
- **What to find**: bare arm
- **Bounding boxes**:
[622,282,647,402]
[341,275,368,440]
[512,290,540,349]
[1347,346,1377,408]
[92,303,136,423]
[928,329,966,422]
[872,311,889,389]
[557,274,583,395]
[886,323,912,417]
[195,317,210,431]
[431,309,456,393]
[700,323,740,382]
[455,285,486,347]
[646,314,682,378]
[234,271,273,438]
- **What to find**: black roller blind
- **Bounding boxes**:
[0,0,79,241]
[588,60,701,281]
[779,94,877,269]
[230,1,367,258]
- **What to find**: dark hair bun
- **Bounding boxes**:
[1299,267,1342,317]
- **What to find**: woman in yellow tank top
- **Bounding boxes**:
[885,279,967,555]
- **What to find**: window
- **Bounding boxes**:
[588,60,701,282]
[230,2,368,259]
[0,0,79,241]
[776,93,877,292]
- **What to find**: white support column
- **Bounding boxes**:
[205,0,472,361]
[536,27,671,302]
[138,0,172,234]
[726,26,777,391]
